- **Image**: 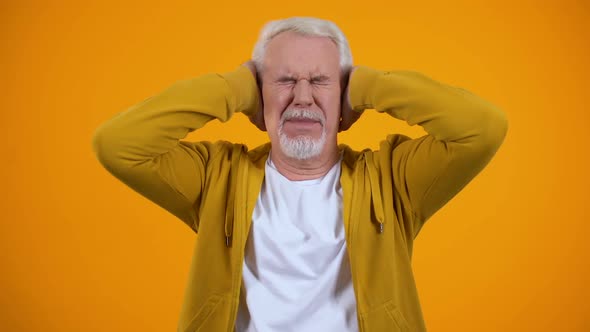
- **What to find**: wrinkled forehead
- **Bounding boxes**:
[267,65,336,80]
[262,32,341,78]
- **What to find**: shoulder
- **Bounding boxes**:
[338,143,369,171]
[200,140,271,170]
[339,133,413,166]
[247,141,272,163]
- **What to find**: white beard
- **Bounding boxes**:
[278,109,327,160]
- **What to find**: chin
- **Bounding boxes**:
[279,134,326,160]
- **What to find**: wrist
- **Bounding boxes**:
[223,65,260,117]
[348,65,381,112]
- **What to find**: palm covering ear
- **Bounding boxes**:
[339,67,362,132]
[242,60,267,132]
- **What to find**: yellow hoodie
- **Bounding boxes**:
[92,64,508,331]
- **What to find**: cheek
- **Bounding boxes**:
[262,90,290,123]
[318,92,342,126]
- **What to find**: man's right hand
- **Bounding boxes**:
[242,60,266,131]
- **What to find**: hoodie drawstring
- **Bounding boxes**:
[365,152,385,234]
[225,145,242,247]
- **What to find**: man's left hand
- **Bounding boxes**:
[339,67,363,132]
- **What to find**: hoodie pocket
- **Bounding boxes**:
[360,299,410,332]
[185,294,223,332]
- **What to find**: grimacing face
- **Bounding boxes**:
[259,31,343,160]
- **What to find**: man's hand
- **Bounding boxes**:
[242,60,266,131]
[339,66,362,132]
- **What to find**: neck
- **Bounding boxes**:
[270,144,340,181]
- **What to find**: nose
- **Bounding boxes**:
[293,79,313,108]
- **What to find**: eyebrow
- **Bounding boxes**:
[276,74,331,82]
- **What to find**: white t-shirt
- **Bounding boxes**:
[235,152,359,332]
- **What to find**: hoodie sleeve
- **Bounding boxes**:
[348,66,508,238]
[91,65,260,232]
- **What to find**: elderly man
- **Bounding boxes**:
[92,16,508,332]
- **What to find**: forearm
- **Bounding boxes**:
[92,65,259,167]
[348,66,508,148]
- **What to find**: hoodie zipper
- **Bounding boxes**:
[347,154,365,331]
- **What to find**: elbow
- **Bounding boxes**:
[478,104,509,153]
[91,122,122,171]
[92,124,110,168]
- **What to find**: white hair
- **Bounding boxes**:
[251,16,353,75]
[278,109,327,160]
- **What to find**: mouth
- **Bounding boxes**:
[280,109,325,130]
[286,117,321,124]
[284,118,322,130]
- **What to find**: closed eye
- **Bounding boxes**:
[276,76,331,85]
[311,75,331,85]
[311,78,330,85]
[277,77,297,84]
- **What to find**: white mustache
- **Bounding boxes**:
[280,109,325,126]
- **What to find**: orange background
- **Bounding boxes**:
[2,0,589,331]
